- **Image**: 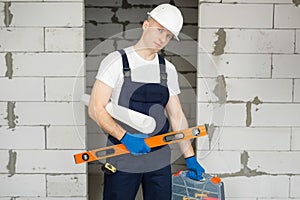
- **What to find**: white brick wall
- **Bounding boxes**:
[199,29,294,54]
[199,4,273,28]
[198,53,271,78]
[274,5,300,28]
[218,127,291,151]
[291,176,300,197]
[223,176,289,198]
[0,78,44,101]
[0,150,9,173]
[198,1,300,199]
[45,28,84,52]
[45,77,85,101]
[226,79,293,102]
[222,0,291,2]
[251,104,300,126]
[0,126,45,149]
[25,53,83,76]
[248,152,300,174]
[0,28,44,51]
[10,3,83,27]
[297,30,300,53]
[14,102,85,125]
[47,126,85,149]
[294,79,300,102]
[0,102,6,125]
[198,103,246,126]
[198,78,293,102]
[198,150,242,174]
[273,55,300,78]
[15,150,86,173]
[0,3,4,27]
[0,53,85,77]
[292,128,300,151]
[0,1,86,199]
[17,198,87,200]
[47,174,87,197]
[16,199,87,200]
[0,175,46,196]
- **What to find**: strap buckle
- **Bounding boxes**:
[123,69,131,77]
[161,72,168,80]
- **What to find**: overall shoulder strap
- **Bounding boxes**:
[118,49,131,78]
[158,54,168,85]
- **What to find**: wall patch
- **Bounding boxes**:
[212,28,226,56]
[5,52,13,79]
[4,2,13,27]
[6,150,17,177]
[5,101,18,129]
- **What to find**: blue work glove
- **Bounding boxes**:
[185,156,205,181]
[120,132,151,156]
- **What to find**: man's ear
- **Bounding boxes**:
[142,20,150,30]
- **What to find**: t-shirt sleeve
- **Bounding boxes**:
[166,61,181,96]
[95,51,122,88]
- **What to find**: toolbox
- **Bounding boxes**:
[172,171,225,200]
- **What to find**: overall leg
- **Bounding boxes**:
[142,165,172,200]
[103,171,142,200]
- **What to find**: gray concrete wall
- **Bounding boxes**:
[85,0,198,199]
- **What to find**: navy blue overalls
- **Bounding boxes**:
[103,49,172,200]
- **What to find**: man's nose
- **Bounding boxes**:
[158,33,167,44]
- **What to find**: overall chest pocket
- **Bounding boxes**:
[129,83,169,104]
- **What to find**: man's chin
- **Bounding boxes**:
[152,46,162,53]
[145,45,162,53]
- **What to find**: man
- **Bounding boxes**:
[88,4,205,200]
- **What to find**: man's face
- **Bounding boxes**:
[143,18,174,52]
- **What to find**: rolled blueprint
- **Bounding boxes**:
[81,94,156,134]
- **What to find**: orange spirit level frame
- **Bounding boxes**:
[74,125,207,164]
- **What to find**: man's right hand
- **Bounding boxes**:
[120,132,151,156]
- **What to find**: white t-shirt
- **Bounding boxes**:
[96,46,180,104]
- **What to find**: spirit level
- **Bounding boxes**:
[74,125,207,164]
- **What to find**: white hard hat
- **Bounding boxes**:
[147,4,183,40]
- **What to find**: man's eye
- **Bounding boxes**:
[158,28,163,33]
[167,35,173,40]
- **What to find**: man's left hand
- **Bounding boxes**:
[185,155,205,181]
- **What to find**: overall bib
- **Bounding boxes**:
[103,49,172,200]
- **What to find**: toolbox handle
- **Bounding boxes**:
[174,170,221,185]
